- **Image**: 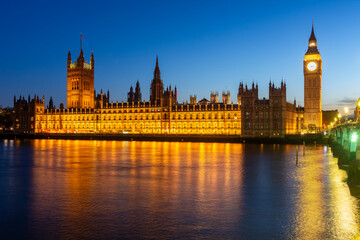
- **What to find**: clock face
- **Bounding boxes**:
[307,62,317,71]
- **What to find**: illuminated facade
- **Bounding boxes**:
[304,24,322,130]
[14,27,319,136]
[33,55,241,135]
[67,48,95,109]
[35,102,241,134]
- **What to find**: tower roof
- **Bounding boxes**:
[309,23,317,42]
[306,23,319,55]
[77,48,85,62]
[153,55,161,80]
[155,55,159,72]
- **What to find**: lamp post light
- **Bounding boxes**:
[338,113,342,123]
[345,107,349,122]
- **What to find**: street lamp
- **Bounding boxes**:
[345,107,349,122]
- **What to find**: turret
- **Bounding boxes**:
[238,82,244,94]
[48,96,54,110]
[100,89,103,108]
[134,80,142,102]
[90,50,94,70]
[67,49,72,68]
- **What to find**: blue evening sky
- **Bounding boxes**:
[1,0,359,114]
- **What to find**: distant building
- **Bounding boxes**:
[190,95,197,105]
[222,91,230,105]
[198,98,210,105]
[322,110,339,127]
[0,106,14,132]
[13,95,44,133]
[211,92,219,103]
[354,98,360,122]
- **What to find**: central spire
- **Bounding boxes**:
[309,23,317,42]
[77,48,85,63]
[154,55,160,80]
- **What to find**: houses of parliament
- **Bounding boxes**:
[14,25,323,136]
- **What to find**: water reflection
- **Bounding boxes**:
[0,140,359,239]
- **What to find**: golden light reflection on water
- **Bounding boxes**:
[292,146,360,239]
[292,146,327,239]
[8,140,357,238]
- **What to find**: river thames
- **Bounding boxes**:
[0,139,359,239]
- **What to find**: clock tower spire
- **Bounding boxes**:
[303,24,322,131]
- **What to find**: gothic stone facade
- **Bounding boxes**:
[238,82,298,137]
[14,95,45,133]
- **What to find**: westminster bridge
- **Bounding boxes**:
[329,122,360,191]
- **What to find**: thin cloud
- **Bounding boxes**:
[338,97,357,104]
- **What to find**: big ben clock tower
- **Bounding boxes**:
[304,24,322,130]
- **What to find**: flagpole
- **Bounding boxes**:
[80,32,82,49]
